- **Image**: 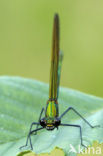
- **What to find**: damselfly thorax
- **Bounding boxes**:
[40,99,60,130]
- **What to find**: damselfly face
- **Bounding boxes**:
[40,117,61,131]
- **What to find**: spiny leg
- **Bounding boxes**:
[19,122,39,150]
[34,107,44,135]
[28,127,44,150]
[60,123,87,148]
[59,107,100,128]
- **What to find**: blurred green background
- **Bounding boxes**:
[0,0,103,97]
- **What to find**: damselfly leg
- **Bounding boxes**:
[59,107,100,128]
[20,108,44,150]
[59,107,100,147]
[34,107,45,135]
[60,123,87,148]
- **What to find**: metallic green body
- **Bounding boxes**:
[45,100,59,118]
[44,14,63,128]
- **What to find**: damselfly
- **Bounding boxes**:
[20,14,99,150]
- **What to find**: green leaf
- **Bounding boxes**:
[0,76,103,156]
[17,147,65,156]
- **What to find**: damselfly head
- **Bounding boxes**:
[40,117,61,131]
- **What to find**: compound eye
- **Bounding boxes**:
[40,119,46,127]
[54,119,61,127]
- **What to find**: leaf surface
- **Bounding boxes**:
[0,76,103,156]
